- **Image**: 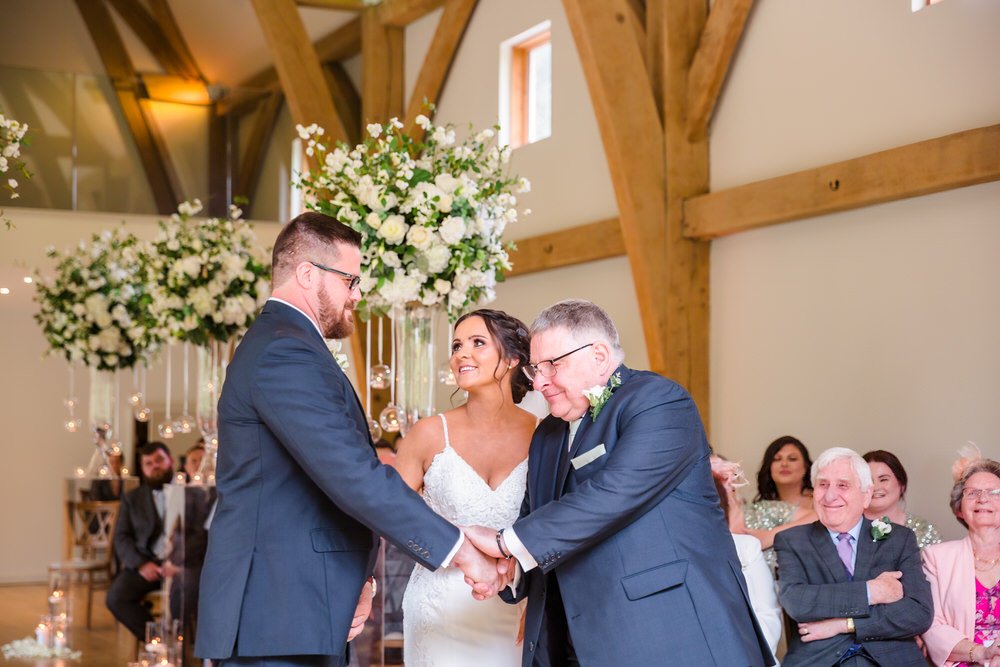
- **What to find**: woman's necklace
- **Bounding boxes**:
[973,549,1000,570]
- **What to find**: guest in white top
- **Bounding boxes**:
[712,455,784,660]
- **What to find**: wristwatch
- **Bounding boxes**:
[846,617,855,634]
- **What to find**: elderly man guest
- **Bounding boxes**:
[466,300,774,667]
[774,447,933,667]
[921,458,1000,666]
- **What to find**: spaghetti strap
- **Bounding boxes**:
[437,412,452,450]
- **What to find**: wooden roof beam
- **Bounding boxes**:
[507,218,625,278]
[685,0,753,142]
[684,123,1000,240]
[297,0,371,8]
[362,8,404,123]
[403,0,479,139]
[377,0,445,27]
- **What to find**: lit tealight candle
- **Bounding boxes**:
[35,622,51,647]
[175,473,186,485]
[74,467,86,478]
[121,466,130,476]
[53,630,67,649]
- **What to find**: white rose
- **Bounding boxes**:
[406,225,434,251]
[421,245,451,274]
[190,287,214,316]
[436,194,453,213]
[420,290,441,306]
[439,216,466,245]
[434,173,459,194]
[377,215,408,244]
[365,212,382,229]
[381,251,401,268]
[180,255,202,278]
[97,327,121,352]
[434,279,451,294]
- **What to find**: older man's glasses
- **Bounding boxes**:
[962,487,1000,500]
[522,343,593,382]
[310,261,361,291]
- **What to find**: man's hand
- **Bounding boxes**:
[464,525,504,559]
[137,561,163,582]
[867,570,903,605]
[797,618,848,643]
[346,580,373,641]
[452,537,501,600]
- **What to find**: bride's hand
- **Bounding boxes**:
[452,537,500,600]
[346,579,373,641]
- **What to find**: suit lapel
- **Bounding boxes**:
[853,518,875,578]
[541,421,570,503]
[809,522,852,583]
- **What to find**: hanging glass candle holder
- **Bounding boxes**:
[85,368,116,478]
[133,364,151,422]
[378,404,401,433]
[437,362,456,386]
[369,317,391,389]
[63,366,83,431]
[368,418,383,442]
[174,342,195,434]
[156,344,175,439]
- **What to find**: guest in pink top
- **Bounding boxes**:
[922,458,1000,666]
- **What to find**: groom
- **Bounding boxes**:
[196,212,500,666]
[468,300,774,666]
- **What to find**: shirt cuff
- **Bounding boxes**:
[440,532,465,569]
[504,527,538,572]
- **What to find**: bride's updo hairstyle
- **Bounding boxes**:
[453,309,533,404]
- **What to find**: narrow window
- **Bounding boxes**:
[501,22,552,149]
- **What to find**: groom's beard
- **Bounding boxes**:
[317,282,355,339]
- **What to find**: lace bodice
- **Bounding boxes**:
[420,413,527,530]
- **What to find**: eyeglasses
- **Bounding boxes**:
[310,261,361,292]
[962,487,1000,500]
[522,343,593,382]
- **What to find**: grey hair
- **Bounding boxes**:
[531,299,624,364]
[950,459,1000,529]
[811,447,873,492]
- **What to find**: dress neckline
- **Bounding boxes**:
[437,413,528,493]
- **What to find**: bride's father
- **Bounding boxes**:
[197,212,499,666]
[468,300,774,666]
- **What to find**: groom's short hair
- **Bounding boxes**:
[531,299,624,363]
[272,211,362,286]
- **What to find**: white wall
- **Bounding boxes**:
[0,209,282,582]
[709,0,1000,540]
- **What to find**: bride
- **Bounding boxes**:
[393,308,537,666]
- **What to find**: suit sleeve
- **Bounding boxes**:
[511,379,704,571]
[774,531,870,622]
[921,545,968,666]
[114,492,147,571]
[252,335,460,570]
[851,529,933,640]
[499,488,533,605]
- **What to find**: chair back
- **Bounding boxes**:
[74,500,120,562]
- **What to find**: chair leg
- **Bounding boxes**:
[85,571,93,629]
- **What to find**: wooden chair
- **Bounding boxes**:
[48,500,120,629]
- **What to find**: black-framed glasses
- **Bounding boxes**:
[522,343,593,382]
[310,261,361,291]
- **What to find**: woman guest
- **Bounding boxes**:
[922,458,1000,666]
[863,449,942,549]
[730,435,817,570]
[711,456,783,660]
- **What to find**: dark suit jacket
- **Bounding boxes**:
[195,300,460,660]
[775,519,933,667]
[507,365,773,666]
[114,484,164,571]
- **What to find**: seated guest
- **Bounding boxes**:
[922,457,1000,666]
[106,441,174,640]
[182,442,205,481]
[775,447,933,666]
[863,449,942,549]
[731,436,818,571]
[712,456,784,659]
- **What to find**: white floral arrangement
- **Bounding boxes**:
[34,227,163,370]
[293,114,530,320]
[147,199,271,346]
[1,106,30,228]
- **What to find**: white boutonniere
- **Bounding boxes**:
[582,372,622,421]
[325,339,350,371]
[871,516,892,542]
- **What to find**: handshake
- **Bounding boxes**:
[452,525,518,601]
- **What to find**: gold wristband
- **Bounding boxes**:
[970,643,977,664]
[845,617,855,634]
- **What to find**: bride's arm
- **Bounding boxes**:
[390,418,441,492]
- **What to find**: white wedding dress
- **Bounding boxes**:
[402,413,527,666]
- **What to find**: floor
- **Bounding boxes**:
[0,582,142,666]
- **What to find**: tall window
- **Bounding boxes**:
[912,0,945,11]
[500,22,552,149]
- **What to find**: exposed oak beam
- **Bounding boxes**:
[251,0,351,144]
[74,0,183,214]
[684,123,1000,240]
[378,0,445,27]
[685,0,753,142]
[235,93,284,215]
[297,0,369,8]
[507,218,625,277]
[146,0,206,81]
[324,63,362,145]
[140,73,212,105]
[562,0,674,378]
[403,0,479,138]
[362,8,404,123]
[659,0,711,423]
[106,0,201,79]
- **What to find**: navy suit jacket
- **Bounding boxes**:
[509,365,773,666]
[114,484,164,571]
[196,301,460,660]
[775,519,933,667]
